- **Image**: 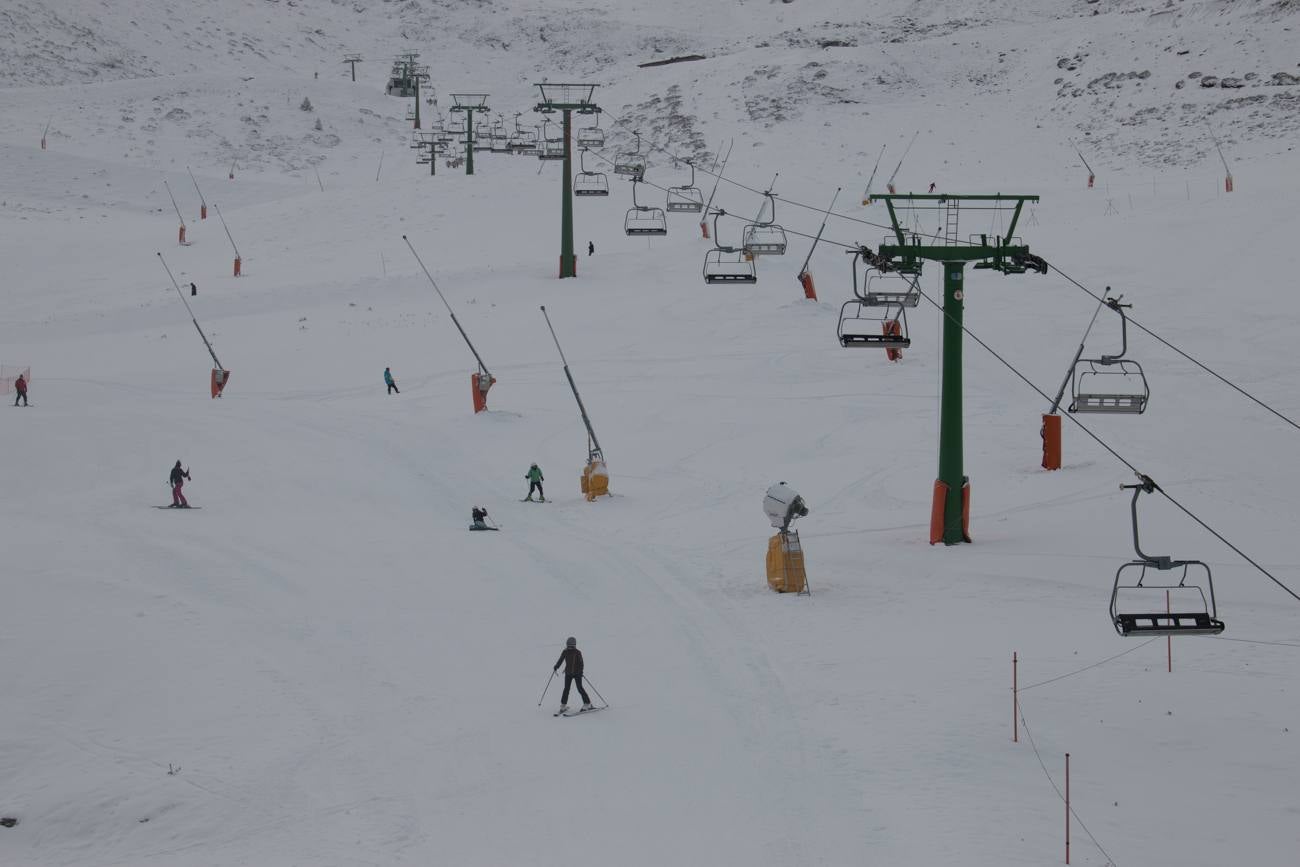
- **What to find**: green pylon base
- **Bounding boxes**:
[559,255,577,278]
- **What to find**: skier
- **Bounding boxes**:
[928,182,937,193]
[524,463,544,502]
[169,461,192,508]
[13,373,28,407]
[384,367,399,395]
[190,282,197,297]
[587,241,595,256]
[553,636,593,713]
[470,506,495,530]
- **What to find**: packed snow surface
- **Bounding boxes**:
[2,1,1299,865]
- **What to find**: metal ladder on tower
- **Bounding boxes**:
[943,198,961,246]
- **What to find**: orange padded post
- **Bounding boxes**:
[233,257,241,277]
[1225,174,1234,193]
[210,368,229,398]
[471,372,495,413]
[929,480,947,545]
[961,479,971,542]
[799,272,817,301]
[700,220,710,240]
[200,204,207,220]
[178,225,187,245]
[1087,174,1095,189]
[1041,413,1062,470]
[884,320,903,362]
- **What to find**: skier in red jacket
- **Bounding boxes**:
[13,374,28,406]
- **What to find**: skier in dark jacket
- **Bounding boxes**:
[553,636,592,713]
[470,506,492,530]
[587,241,595,256]
[169,461,191,508]
[384,367,399,395]
[14,373,28,406]
[524,463,544,502]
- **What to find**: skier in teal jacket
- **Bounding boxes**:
[525,463,544,502]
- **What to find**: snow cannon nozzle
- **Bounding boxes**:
[764,481,809,532]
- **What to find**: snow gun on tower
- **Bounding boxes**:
[540,305,609,501]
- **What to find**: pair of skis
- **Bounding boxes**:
[553,706,606,718]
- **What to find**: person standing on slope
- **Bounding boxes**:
[169,460,192,508]
[384,367,399,395]
[524,463,544,502]
[587,241,595,256]
[553,636,592,713]
[13,373,28,406]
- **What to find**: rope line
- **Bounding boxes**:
[1017,704,1119,867]
[1020,639,1160,693]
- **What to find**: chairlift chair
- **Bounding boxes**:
[1110,478,1224,637]
[577,116,605,149]
[614,130,646,177]
[538,120,566,160]
[574,149,609,197]
[837,298,911,349]
[852,251,921,307]
[742,188,788,256]
[702,212,757,284]
[624,175,667,236]
[1069,298,1150,414]
[666,161,704,213]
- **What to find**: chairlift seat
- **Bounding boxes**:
[742,225,788,256]
[577,128,605,148]
[613,158,645,177]
[625,207,667,236]
[865,291,920,308]
[667,187,704,213]
[1071,393,1147,414]
[1114,612,1225,637]
[574,172,609,196]
[839,333,912,349]
[703,250,757,284]
[837,298,910,350]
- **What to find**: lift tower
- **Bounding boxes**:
[534,83,600,278]
[871,193,1046,545]
[449,93,489,176]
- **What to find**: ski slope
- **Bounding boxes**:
[3,2,1300,865]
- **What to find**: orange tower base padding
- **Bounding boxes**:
[799,271,817,301]
[233,256,241,277]
[1225,174,1234,193]
[884,319,903,362]
[765,531,807,594]
[581,458,610,501]
[1041,413,1062,471]
[200,204,208,220]
[471,372,496,413]
[210,368,229,399]
[700,220,710,240]
[929,479,972,545]
[1087,174,1095,189]
[178,225,187,245]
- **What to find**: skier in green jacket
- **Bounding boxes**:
[524,463,545,502]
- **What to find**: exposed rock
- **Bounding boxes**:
[1200,76,1219,87]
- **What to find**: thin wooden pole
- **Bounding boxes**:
[1065,753,1071,865]
[1012,652,1018,742]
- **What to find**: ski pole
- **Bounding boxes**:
[537,669,557,706]
[582,675,609,708]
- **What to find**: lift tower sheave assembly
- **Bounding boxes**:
[450,93,489,175]
[871,192,1045,545]
[534,83,600,278]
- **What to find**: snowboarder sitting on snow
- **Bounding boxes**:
[384,367,399,395]
[471,506,490,529]
[13,374,28,407]
[169,460,192,508]
[524,463,544,502]
[553,636,593,713]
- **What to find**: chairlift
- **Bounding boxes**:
[577,115,605,149]
[574,149,609,197]
[702,211,757,284]
[666,161,704,213]
[837,298,910,350]
[538,120,566,160]
[613,130,646,177]
[852,250,920,307]
[624,175,667,236]
[1110,477,1224,637]
[742,185,788,256]
[1069,298,1149,414]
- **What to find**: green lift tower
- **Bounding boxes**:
[533,83,600,278]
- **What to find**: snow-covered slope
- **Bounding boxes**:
[2,2,1299,865]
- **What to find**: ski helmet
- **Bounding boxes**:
[566,636,576,648]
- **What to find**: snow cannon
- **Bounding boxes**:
[764,482,809,595]
[471,371,496,413]
[581,454,610,501]
[763,482,808,531]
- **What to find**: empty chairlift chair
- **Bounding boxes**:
[539,120,566,161]
[613,130,647,177]
[577,117,605,149]
[702,211,757,284]
[1069,297,1149,414]
[624,175,667,236]
[666,161,704,213]
[837,249,910,350]
[574,148,609,197]
[1110,477,1224,637]
[742,187,788,256]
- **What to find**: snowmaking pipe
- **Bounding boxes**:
[702,139,734,216]
[862,143,886,203]
[540,305,603,459]
[402,235,492,378]
[798,186,841,278]
[1067,139,1095,181]
[157,252,224,372]
[186,166,207,210]
[886,130,919,191]
[1047,289,1114,414]
[163,179,187,228]
[211,203,242,259]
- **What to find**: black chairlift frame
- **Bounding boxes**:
[624,175,667,236]
[1069,297,1149,415]
[666,161,704,213]
[742,181,788,256]
[574,149,608,197]
[1110,477,1224,637]
[702,210,757,284]
[837,248,911,349]
[853,247,920,308]
[613,130,646,177]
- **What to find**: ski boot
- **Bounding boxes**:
[582,702,593,711]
